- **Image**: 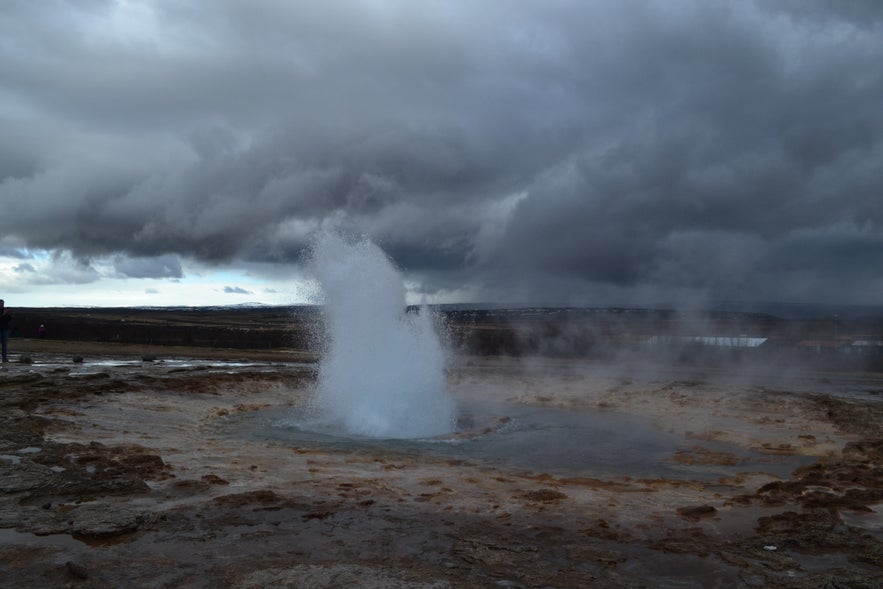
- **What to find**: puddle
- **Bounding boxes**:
[841,504,883,540]
[7,357,310,376]
[617,549,743,589]
[787,551,853,573]
[0,528,86,551]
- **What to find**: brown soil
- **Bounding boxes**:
[2,338,882,588]
[12,336,314,363]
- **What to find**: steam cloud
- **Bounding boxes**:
[309,232,456,438]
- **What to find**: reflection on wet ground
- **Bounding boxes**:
[0,527,87,551]
[6,354,311,374]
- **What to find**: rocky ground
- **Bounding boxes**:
[1,339,882,588]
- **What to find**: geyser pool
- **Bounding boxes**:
[224,401,808,481]
[307,232,456,439]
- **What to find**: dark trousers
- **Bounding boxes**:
[1,329,8,361]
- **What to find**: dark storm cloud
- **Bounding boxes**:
[1,0,881,305]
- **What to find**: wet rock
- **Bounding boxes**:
[141,354,157,362]
[676,505,717,520]
[815,397,883,437]
[0,504,48,531]
[518,489,567,503]
[0,460,56,493]
[68,504,147,538]
[202,474,230,485]
[237,564,451,589]
[170,479,212,493]
[9,502,149,539]
[673,446,742,466]
[211,490,284,508]
[842,438,883,462]
[752,456,883,512]
[115,451,169,479]
[18,355,32,364]
[66,560,89,579]
[78,372,112,381]
[72,356,84,363]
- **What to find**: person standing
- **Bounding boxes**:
[0,300,11,362]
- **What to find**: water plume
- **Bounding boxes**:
[309,232,456,438]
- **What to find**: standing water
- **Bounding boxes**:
[307,232,456,438]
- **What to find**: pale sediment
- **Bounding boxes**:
[1,345,882,588]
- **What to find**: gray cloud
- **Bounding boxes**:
[0,247,30,260]
[1,0,881,305]
[14,263,36,273]
[223,286,252,295]
[113,255,183,279]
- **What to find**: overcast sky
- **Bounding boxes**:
[1,0,881,308]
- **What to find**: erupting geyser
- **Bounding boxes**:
[309,232,456,439]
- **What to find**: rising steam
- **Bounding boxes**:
[309,232,456,438]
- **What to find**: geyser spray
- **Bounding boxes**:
[310,232,456,438]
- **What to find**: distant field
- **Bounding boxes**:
[6,306,883,370]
